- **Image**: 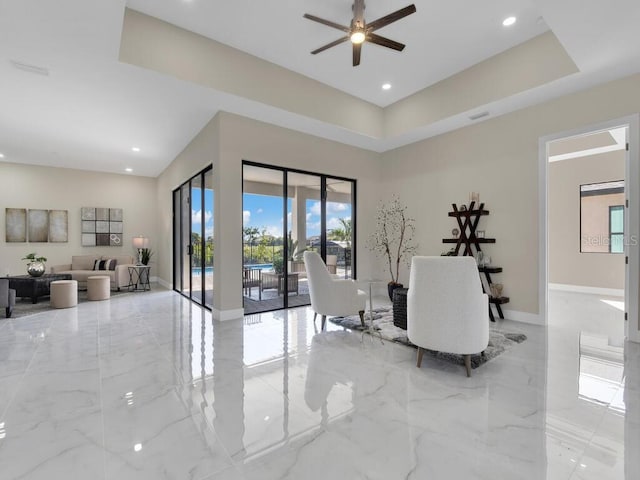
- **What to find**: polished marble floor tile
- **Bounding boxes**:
[0,287,637,479]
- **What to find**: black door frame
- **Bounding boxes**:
[242,160,357,313]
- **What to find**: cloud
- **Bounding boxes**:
[265,225,282,237]
[327,217,343,231]
[257,208,263,214]
[192,209,213,225]
[327,202,348,214]
[306,213,312,221]
[243,210,251,224]
[309,201,349,217]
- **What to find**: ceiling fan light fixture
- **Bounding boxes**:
[350,30,365,44]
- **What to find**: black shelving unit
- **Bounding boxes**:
[442,202,509,322]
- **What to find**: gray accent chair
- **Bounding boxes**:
[1,279,16,318]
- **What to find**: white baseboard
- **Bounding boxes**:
[214,308,244,321]
[155,277,171,289]
[549,283,624,297]
[501,309,543,325]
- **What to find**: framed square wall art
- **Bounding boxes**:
[81,207,123,246]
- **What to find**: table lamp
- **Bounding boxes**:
[132,235,148,265]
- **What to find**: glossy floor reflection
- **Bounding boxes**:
[0,288,637,479]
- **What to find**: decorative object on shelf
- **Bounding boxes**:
[81,207,123,246]
[490,283,504,298]
[451,228,459,238]
[22,252,47,277]
[442,201,509,321]
[5,208,27,242]
[470,192,480,203]
[367,196,418,299]
[132,235,149,265]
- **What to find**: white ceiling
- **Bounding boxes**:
[1,0,640,177]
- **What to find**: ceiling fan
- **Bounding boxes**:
[303,1,416,67]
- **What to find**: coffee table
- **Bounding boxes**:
[1,274,73,304]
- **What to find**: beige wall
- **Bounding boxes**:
[549,151,625,289]
[0,162,157,277]
[155,112,382,317]
[380,73,640,320]
[155,116,219,286]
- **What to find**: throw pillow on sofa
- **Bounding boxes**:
[93,259,118,271]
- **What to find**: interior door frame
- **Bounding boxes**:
[538,114,639,342]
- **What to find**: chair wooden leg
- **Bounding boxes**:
[321,315,327,331]
[358,310,365,327]
[416,347,424,368]
[464,354,471,377]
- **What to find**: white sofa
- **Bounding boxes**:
[51,254,136,291]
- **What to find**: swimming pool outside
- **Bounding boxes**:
[191,263,274,276]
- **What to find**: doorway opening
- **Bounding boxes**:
[172,166,214,309]
[540,115,639,343]
[242,161,356,315]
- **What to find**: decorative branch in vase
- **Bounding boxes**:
[367,197,418,300]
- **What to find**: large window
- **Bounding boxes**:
[242,162,356,314]
[580,180,624,253]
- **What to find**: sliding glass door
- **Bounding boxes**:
[242,161,356,314]
[173,166,214,309]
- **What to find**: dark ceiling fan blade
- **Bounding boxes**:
[353,0,366,23]
[311,36,350,55]
[366,4,416,32]
[366,33,405,51]
[303,14,350,33]
[353,43,362,66]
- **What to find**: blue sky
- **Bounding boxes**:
[191,188,214,239]
[243,193,351,238]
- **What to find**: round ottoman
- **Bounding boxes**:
[87,276,110,301]
[50,280,78,309]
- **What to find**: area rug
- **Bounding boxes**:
[7,288,135,320]
[330,306,527,369]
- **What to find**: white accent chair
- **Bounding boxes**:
[407,256,489,377]
[303,251,366,330]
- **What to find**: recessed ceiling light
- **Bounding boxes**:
[382,83,392,90]
[125,168,133,172]
[131,147,141,152]
[502,16,516,27]
[0,153,4,158]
